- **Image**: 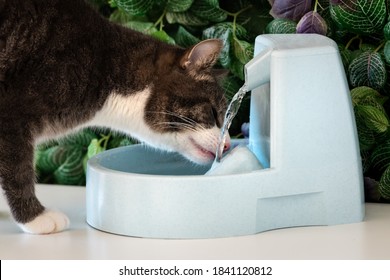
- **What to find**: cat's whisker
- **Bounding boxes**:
[147,110,207,130]
[161,122,199,132]
[165,111,208,131]
[156,112,224,146]
[157,122,199,133]
[148,110,199,127]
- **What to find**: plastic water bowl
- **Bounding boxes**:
[86,143,264,239]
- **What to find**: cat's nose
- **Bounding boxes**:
[223,136,231,152]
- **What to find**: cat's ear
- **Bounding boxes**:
[181,39,223,71]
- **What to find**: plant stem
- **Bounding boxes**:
[313,0,319,13]
[224,5,252,39]
[154,9,167,31]
[98,133,112,150]
[316,0,324,11]
[374,41,386,53]
[345,35,361,50]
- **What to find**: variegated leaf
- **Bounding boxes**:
[167,0,194,13]
[330,0,386,35]
[111,0,154,16]
[348,51,387,90]
[266,18,297,34]
[379,165,390,199]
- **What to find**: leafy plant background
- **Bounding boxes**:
[35,0,390,203]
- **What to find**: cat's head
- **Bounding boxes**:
[144,39,231,164]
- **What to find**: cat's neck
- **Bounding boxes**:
[101,24,181,95]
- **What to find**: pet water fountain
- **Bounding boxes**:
[86,34,365,239]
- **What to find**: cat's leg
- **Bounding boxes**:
[0,132,69,234]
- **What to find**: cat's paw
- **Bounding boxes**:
[18,210,70,234]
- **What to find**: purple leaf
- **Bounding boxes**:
[296,11,327,35]
[364,177,381,201]
[270,0,313,21]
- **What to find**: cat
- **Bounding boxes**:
[0,0,231,234]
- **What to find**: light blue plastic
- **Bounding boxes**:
[86,34,365,239]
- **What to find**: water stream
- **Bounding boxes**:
[214,84,249,163]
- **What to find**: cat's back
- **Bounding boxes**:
[0,0,66,45]
[0,0,116,121]
[0,0,106,79]
[0,0,89,33]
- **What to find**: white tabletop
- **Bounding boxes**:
[0,184,389,260]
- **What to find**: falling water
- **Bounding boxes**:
[215,84,249,163]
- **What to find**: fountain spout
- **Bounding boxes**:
[244,47,273,91]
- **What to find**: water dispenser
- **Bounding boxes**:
[86,34,365,238]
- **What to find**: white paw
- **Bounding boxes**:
[18,210,70,234]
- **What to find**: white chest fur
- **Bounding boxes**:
[87,88,177,152]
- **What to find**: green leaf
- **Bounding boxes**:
[237,5,273,39]
[350,86,388,106]
[384,22,390,40]
[330,0,386,35]
[370,140,390,174]
[111,0,154,16]
[229,58,245,80]
[203,22,251,78]
[35,129,108,185]
[379,165,390,199]
[166,11,209,26]
[233,37,254,65]
[354,113,376,151]
[151,30,176,44]
[360,43,376,52]
[36,146,70,174]
[83,154,89,173]
[355,105,389,133]
[221,75,243,100]
[107,137,134,149]
[109,0,118,8]
[109,8,140,24]
[174,26,201,48]
[203,23,234,68]
[356,120,375,151]
[123,21,158,34]
[60,129,98,147]
[266,18,297,34]
[191,0,227,22]
[53,148,86,185]
[384,41,390,64]
[231,23,250,41]
[348,51,387,90]
[166,0,194,13]
[87,139,104,159]
[36,144,87,185]
[339,47,352,69]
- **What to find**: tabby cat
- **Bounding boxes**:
[0,0,230,234]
